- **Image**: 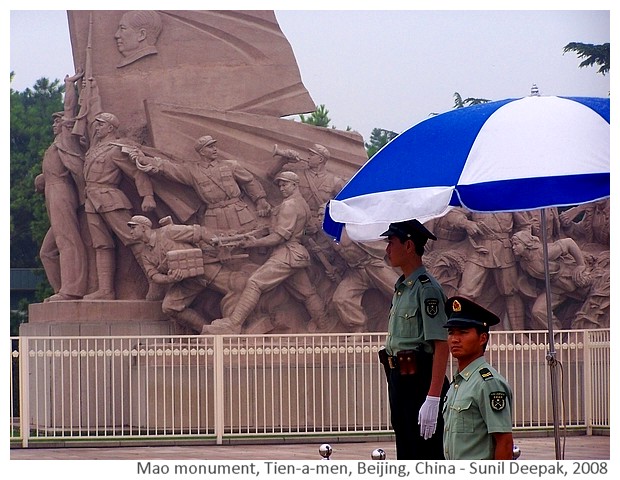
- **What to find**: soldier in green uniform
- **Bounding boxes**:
[442,296,514,460]
[379,219,450,460]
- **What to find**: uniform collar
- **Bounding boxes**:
[395,265,427,290]
[454,356,487,382]
[146,232,157,249]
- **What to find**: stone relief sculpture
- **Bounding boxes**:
[30,10,609,335]
[126,215,253,333]
[511,231,603,330]
[451,212,529,331]
[329,229,399,333]
[423,205,610,331]
[115,11,162,68]
[82,112,159,300]
[203,172,329,335]
[560,199,610,252]
[269,143,348,295]
[35,70,89,301]
[129,135,272,234]
[269,143,346,232]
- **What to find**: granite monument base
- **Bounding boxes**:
[22,300,180,336]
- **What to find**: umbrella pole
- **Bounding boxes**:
[540,209,562,459]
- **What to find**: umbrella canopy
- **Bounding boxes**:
[324,95,609,241]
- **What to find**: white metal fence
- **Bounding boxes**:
[10,329,609,447]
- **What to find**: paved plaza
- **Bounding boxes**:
[10,433,609,461]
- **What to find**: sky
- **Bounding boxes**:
[7,4,613,143]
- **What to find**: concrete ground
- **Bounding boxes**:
[9,433,609,461]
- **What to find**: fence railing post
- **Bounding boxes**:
[19,336,30,448]
[213,335,225,444]
[582,330,593,435]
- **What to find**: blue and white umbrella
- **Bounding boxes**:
[324,95,609,241]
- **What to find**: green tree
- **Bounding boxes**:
[365,128,398,158]
[10,74,64,268]
[563,42,610,75]
[299,104,331,127]
[453,92,491,109]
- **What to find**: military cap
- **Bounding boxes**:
[52,111,74,125]
[274,171,300,184]
[443,296,500,330]
[309,144,330,161]
[127,215,152,228]
[194,135,217,151]
[380,219,437,242]
[95,112,120,129]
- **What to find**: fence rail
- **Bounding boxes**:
[10,329,609,447]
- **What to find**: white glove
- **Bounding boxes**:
[418,395,441,440]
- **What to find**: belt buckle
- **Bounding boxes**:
[388,356,396,369]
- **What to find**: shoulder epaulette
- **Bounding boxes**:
[419,274,430,284]
[479,367,494,381]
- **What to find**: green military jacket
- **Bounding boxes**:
[385,266,447,355]
[442,356,513,459]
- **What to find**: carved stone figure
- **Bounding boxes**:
[330,229,398,333]
[115,11,162,68]
[521,207,564,243]
[203,172,329,334]
[68,11,317,142]
[560,199,610,253]
[127,215,250,333]
[511,230,594,331]
[573,250,609,329]
[82,112,157,299]
[130,135,271,234]
[424,208,469,298]
[453,212,529,331]
[269,144,347,293]
[270,143,345,233]
[35,70,89,301]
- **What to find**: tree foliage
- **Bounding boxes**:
[10,73,64,268]
[563,42,610,75]
[365,128,398,158]
[299,104,331,127]
[453,92,491,109]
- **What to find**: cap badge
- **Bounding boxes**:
[452,299,462,312]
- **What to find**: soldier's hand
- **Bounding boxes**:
[572,266,591,288]
[168,269,185,282]
[256,198,272,217]
[559,211,573,227]
[125,146,141,160]
[418,395,440,440]
[239,238,255,249]
[65,67,84,83]
[464,221,482,236]
[34,174,45,193]
[141,195,156,212]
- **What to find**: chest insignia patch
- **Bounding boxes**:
[425,298,439,317]
[489,391,507,411]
